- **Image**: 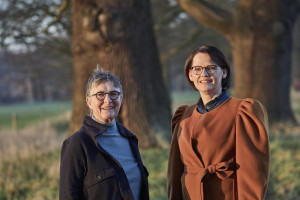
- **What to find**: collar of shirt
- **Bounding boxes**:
[197,90,230,114]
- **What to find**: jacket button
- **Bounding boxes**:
[96,175,101,180]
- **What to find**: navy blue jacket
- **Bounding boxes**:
[59,116,149,200]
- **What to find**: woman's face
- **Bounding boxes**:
[189,52,227,97]
[86,81,122,124]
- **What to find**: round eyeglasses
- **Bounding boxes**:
[91,91,121,101]
[190,65,218,75]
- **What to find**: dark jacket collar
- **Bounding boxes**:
[82,116,137,141]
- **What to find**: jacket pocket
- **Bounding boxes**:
[84,168,115,188]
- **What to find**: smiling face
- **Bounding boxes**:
[86,81,122,124]
[189,53,227,101]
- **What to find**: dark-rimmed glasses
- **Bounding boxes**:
[190,65,218,75]
[91,91,121,101]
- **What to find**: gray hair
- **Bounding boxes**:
[86,67,123,98]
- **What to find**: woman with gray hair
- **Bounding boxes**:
[59,68,149,200]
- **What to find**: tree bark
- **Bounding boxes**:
[292,14,300,91]
[177,0,299,124]
[69,0,172,147]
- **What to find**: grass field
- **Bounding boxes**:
[0,102,72,130]
[0,91,300,199]
[0,138,299,200]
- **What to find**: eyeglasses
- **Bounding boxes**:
[91,91,121,101]
[190,65,218,75]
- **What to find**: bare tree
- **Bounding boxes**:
[0,0,73,102]
[0,0,70,50]
[177,0,300,123]
[0,0,172,147]
[70,0,172,147]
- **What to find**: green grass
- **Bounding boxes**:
[171,90,200,103]
[171,90,200,112]
[266,135,300,200]
[0,150,60,200]
[0,101,71,129]
[291,89,300,121]
[141,148,169,200]
[0,91,197,131]
[0,137,299,200]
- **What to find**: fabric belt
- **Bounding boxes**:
[184,161,234,200]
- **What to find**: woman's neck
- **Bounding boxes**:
[200,90,222,105]
[91,115,115,126]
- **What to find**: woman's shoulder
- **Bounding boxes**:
[227,97,266,112]
[171,105,196,131]
[173,104,196,118]
[63,127,88,147]
[237,98,267,114]
[60,128,91,159]
[173,105,188,115]
[235,98,268,128]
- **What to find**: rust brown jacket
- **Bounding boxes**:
[167,98,270,200]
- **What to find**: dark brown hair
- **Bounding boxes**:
[184,45,231,90]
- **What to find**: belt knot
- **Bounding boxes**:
[206,162,231,180]
[184,161,235,200]
[207,164,216,174]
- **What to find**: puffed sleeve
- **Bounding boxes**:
[235,98,270,200]
[167,105,188,200]
[59,135,86,200]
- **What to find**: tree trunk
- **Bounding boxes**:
[69,0,172,147]
[177,0,299,124]
[292,14,300,91]
[229,1,298,123]
[230,32,295,123]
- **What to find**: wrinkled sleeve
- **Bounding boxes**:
[167,105,188,200]
[59,136,85,200]
[235,98,270,200]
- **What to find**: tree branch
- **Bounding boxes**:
[153,6,182,31]
[43,0,70,34]
[161,26,203,64]
[176,0,233,36]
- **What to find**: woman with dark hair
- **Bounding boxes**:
[167,45,269,200]
[59,67,149,200]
